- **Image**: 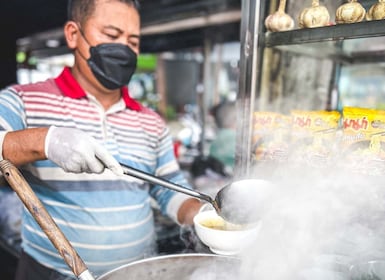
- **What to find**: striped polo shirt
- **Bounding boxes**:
[0,67,191,277]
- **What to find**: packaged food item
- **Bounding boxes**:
[252,112,291,162]
[290,110,341,167]
[342,107,385,175]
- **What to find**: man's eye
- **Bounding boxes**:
[106,34,118,40]
[129,42,139,48]
[128,40,139,48]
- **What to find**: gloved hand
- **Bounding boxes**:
[45,126,123,175]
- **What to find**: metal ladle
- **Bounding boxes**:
[120,163,271,224]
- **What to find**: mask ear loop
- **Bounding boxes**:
[76,23,93,47]
[74,22,92,62]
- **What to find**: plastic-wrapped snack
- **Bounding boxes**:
[252,111,291,162]
[342,107,385,175]
[290,110,341,168]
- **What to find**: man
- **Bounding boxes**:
[0,0,202,279]
[209,101,237,174]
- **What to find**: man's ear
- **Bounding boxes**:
[64,21,80,49]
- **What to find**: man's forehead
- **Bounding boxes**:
[92,0,137,15]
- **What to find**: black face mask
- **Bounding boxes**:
[78,29,138,90]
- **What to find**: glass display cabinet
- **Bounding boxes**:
[235,0,385,177]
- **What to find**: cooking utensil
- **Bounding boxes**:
[120,163,273,224]
[0,160,241,279]
[0,160,95,280]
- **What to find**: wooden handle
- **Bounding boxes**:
[0,160,93,279]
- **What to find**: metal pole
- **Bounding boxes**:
[234,0,261,178]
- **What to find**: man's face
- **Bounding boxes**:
[81,0,140,54]
[70,0,141,91]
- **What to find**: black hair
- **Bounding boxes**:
[210,101,236,129]
[67,0,140,24]
[190,155,227,178]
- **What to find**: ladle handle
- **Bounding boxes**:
[0,160,95,280]
[120,163,215,205]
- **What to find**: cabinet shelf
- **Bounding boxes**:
[263,20,385,47]
[273,42,385,64]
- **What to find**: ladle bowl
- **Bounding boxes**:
[120,163,276,224]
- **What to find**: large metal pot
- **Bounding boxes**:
[98,253,240,280]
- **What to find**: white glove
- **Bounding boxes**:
[45,126,123,175]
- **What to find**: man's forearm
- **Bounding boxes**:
[2,128,49,166]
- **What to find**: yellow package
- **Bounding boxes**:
[342,107,385,174]
[252,112,291,162]
[290,110,341,167]
[342,107,385,146]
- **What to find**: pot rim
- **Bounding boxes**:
[97,253,239,279]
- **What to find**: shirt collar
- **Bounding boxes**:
[54,67,141,111]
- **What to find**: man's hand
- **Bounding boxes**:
[177,198,203,225]
[45,126,123,175]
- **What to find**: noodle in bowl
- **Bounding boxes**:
[193,209,261,255]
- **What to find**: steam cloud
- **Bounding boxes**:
[236,164,385,280]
